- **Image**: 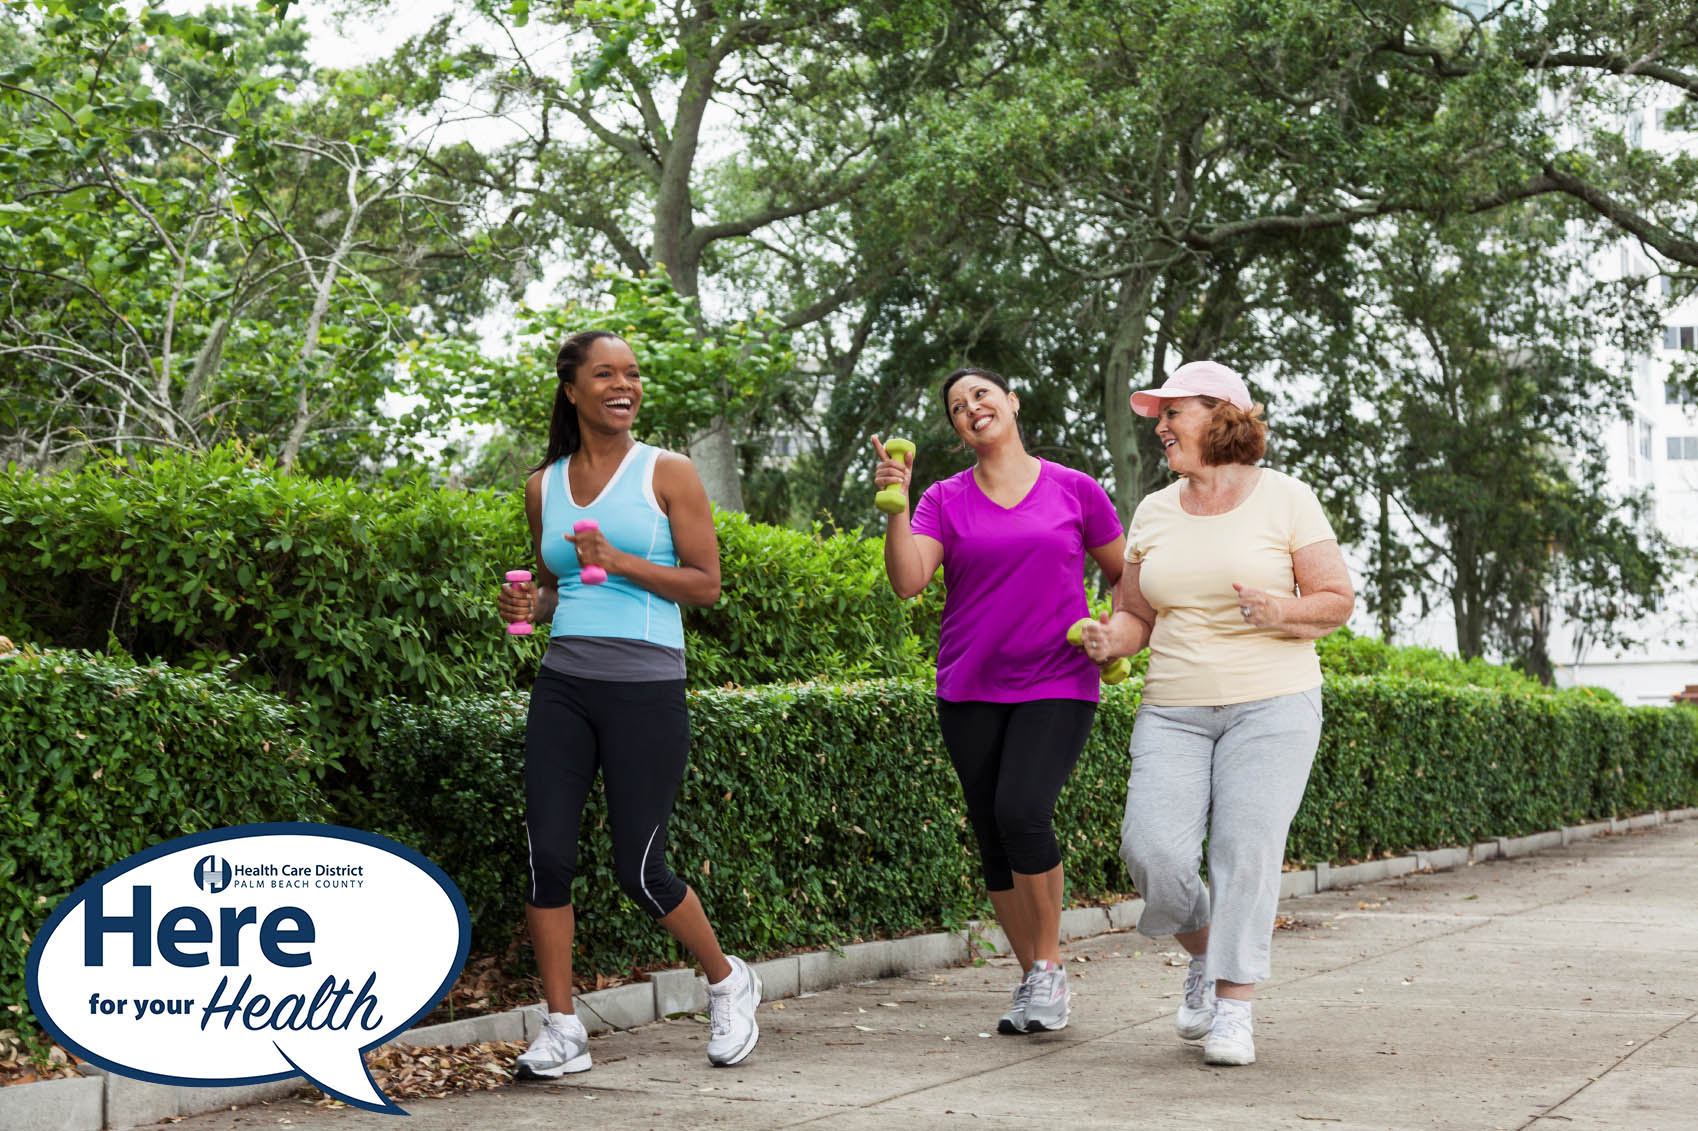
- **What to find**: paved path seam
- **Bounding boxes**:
[1518,1008,1698,1129]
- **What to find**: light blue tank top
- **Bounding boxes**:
[538,443,685,650]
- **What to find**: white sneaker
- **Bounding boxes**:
[1203,999,1255,1066]
[1176,955,1212,1040]
[706,956,761,1067]
[1021,960,1070,1032]
[516,1010,591,1078]
[997,978,1032,1034]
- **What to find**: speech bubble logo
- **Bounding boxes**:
[27,823,469,1115]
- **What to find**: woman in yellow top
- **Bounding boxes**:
[1081,360,1354,1067]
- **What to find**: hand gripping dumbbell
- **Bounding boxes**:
[505,570,534,635]
[876,437,916,514]
[573,519,607,585]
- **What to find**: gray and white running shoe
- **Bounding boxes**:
[516,1010,591,1078]
[1021,960,1070,1032]
[997,978,1033,1034]
[706,955,762,1066]
[1176,955,1212,1040]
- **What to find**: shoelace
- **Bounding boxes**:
[709,981,735,1036]
[1183,960,1209,1009]
[532,1020,575,1060]
[1012,980,1033,1011]
[1029,965,1064,1005]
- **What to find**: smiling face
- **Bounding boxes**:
[563,336,641,433]
[946,374,1020,449]
[1154,396,1213,474]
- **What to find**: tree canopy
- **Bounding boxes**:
[4,0,1695,672]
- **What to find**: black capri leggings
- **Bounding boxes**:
[936,697,1097,892]
[524,667,690,917]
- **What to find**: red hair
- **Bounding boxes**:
[1199,397,1267,465]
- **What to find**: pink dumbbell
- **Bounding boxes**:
[504,570,534,635]
[574,520,606,585]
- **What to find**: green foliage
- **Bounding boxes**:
[1285,207,1677,677]
[0,0,490,474]
[371,674,1697,969]
[402,266,795,489]
[0,447,531,803]
[1290,676,1698,863]
[687,510,940,687]
[0,448,940,788]
[1316,629,1551,694]
[367,680,1143,962]
[0,644,331,1028]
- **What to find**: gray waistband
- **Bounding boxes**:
[540,635,686,682]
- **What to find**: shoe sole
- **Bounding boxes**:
[709,971,763,1067]
[1203,1050,1255,1066]
[996,1016,1028,1035]
[515,1051,592,1079]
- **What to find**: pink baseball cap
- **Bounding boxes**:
[1130,360,1252,417]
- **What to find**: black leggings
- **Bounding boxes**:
[524,668,690,917]
[936,697,1097,892]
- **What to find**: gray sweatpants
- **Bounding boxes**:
[1118,688,1322,986]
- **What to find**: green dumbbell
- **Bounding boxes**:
[876,437,916,514]
[1066,616,1130,684]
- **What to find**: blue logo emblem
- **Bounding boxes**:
[194,855,232,894]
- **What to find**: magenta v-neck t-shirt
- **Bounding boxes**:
[911,459,1124,703]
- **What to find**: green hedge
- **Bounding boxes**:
[1316,629,1568,694]
[1,645,331,1028]
[1288,677,1694,860]
[683,510,942,688]
[0,449,941,795]
[369,675,1698,972]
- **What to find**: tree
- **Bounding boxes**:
[1285,205,1676,677]
[812,0,1698,526]
[0,1,487,474]
[401,265,793,490]
[379,0,1029,507]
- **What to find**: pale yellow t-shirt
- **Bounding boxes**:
[1125,468,1337,706]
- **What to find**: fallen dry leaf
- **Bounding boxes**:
[303,1040,527,1104]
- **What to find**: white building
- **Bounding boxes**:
[1549,98,1698,705]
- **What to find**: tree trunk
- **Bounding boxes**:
[1522,597,1554,685]
[1452,528,1484,659]
[1103,271,1157,527]
[282,169,364,472]
[1377,486,1395,642]
[688,415,744,512]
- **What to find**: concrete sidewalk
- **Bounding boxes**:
[156,822,1698,1131]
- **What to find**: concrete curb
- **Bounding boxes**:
[8,804,1694,1130]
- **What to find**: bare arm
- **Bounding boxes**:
[873,435,944,599]
[1235,539,1355,639]
[1087,536,1126,591]
[568,451,722,607]
[498,469,562,625]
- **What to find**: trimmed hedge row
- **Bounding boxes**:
[1315,630,1568,695]
[0,645,332,1028]
[370,675,1698,970]
[0,448,942,786]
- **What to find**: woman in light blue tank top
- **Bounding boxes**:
[497,330,763,1074]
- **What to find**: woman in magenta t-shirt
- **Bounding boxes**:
[876,366,1125,1035]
